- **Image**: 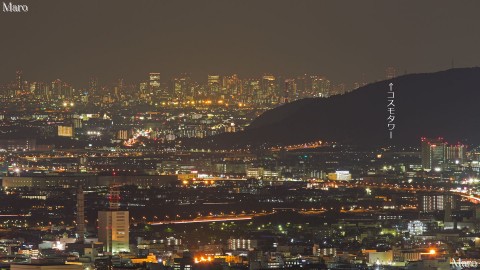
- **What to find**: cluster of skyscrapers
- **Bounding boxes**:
[0,71,358,106]
[421,137,466,171]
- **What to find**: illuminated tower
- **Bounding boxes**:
[149,72,170,100]
[446,144,466,163]
[16,70,23,90]
[149,73,161,93]
[172,73,191,99]
[421,137,446,171]
[89,77,98,96]
[261,75,276,104]
[283,80,292,103]
[285,79,297,101]
[311,76,329,98]
[139,82,148,96]
[224,74,241,97]
[51,79,63,100]
[207,75,220,97]
[295,74,309,98]
[98,185,129,253]
[241,79,260,104]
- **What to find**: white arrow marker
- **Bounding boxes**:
[389,82,393,91]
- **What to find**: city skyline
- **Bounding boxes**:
[0,69,361,88]
[0,69,353,104]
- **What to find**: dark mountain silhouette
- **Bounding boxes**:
[205,67,480,148]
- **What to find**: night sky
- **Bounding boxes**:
[1,0,480,87]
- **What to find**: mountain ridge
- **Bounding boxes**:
[205,67,480,148]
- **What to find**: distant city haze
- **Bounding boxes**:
[2,0,480,87]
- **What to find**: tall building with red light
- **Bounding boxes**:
[98,185,129,253]
[421,137,446,171]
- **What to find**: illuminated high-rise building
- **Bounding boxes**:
[311,76,330,98]
[29,82,36,95]
[16,70,23,90]
[207,75,221,97]
[149,73,161,92]
[51,79,63,99]
[241,79,260,103]
[148,72,170,100]
[172,74,191,99]
[284,79,296,103]
[139,82,148,96]
[421,137,446,171]
[295,74,309,98]
[50,81,73,99]
[31,82,49,99]
[98,210,129,254]
[320,79,331,97]
[446,143,466,163]
[224,74,241,97]
[98,185,129,254]
[261,75,276,103]
[89,77,98,96]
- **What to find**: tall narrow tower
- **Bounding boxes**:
[16,70,23,90]
[283,81,290,104]
[76,185,85,243]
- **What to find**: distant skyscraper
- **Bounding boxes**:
[89,77,98,96]
[386,67,396,79]
[284,79,296,103]
[16,70,23,90]
[296,74,308,98]
[139,82,148,96]
[172,74,191,99]
[421,137,446,171]
[149,73,161,93]
[321,79,331,97]
[224,74,241,97]
[261,75,276,104]
[31,82,49,99]
[113,78,124,99]
[149,72,170,100]
[51,79,63,99]
[207,75,220,97]
[311,76,329,98]
[241,79,260,103]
